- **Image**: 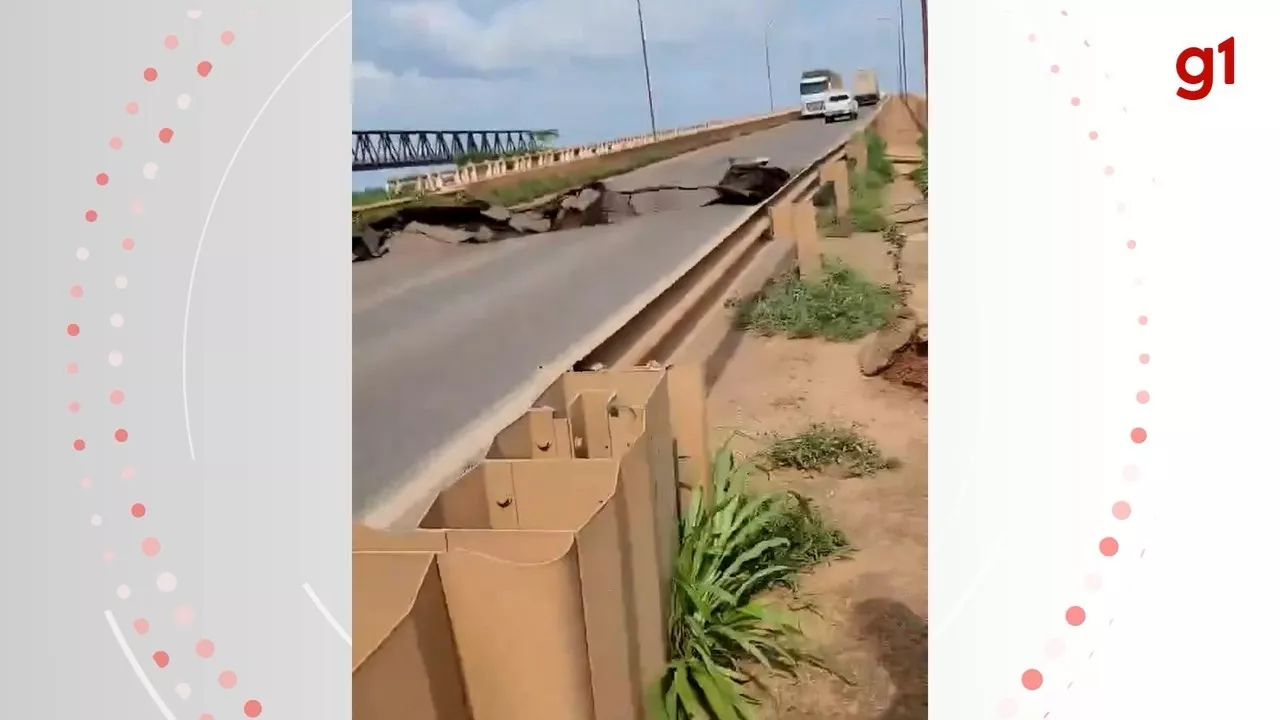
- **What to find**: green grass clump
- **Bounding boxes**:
[764,491,852,578]
[474,145,683,207]
[849,170,888,231]
[760,424,895,477]
[909,132,928,197]
[816,156,888,235]
[351,186,415,206]
[735,261,897,342]
[865,131,895,185]
[650,446,848,720]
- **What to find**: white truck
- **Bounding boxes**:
[800,69,844,118]
[852,69,880,107]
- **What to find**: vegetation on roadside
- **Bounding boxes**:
[865,131,895,185]
[649,445,849,720]
[815,130,896,235]
[848,170,889,232]
[764,490,853,579]
[760,424,895,478]
[909,132,928,197]
[734,260,898,342]
[352,186,415,206]
[473,145,675,207]
[882,224,906,250]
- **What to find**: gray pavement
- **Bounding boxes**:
[353,114,872,519]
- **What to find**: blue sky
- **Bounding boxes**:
[353,0,925,190]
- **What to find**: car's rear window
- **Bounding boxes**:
[827,94,850,102]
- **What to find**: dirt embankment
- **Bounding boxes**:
[708,94,929,718]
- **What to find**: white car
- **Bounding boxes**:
[822,92,857,123]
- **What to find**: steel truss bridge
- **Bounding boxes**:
[352,129,541,172]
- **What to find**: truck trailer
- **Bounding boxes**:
[852,69,880,107]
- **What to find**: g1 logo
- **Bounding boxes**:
[1177,37,1235,101]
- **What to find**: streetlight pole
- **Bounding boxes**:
[896,0,909,97]
[634,0,658,138]
[764,23,775,111]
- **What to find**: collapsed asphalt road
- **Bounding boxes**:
[352,160,794,261]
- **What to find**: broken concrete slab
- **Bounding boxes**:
[401,221,434,237]
[508,212,552,234]
[859,308,919,376]
[552,183,611,231]
[353,226,390,262]
[563,186,601,212]
[480,204,512,223]
[419,224,480,244]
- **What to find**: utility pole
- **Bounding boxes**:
[764,24,775,111]
[921,0,928,92]
[634,0,658,138]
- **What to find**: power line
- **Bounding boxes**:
[764,24,775,111]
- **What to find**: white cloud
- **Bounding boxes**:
[384,0,774,72]
[352,60,644,137]
[352,59,391,81]
[351,54,773,147]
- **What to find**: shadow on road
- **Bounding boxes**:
[853,598,928,720]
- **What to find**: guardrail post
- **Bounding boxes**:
[767,203,793,244]
[792,196,821,279]
[767,199,820,279]
[821,157,851,217]
[846,132,868,172]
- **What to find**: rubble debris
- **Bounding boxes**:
[406,222,489,244]
[401,221,434,236]
[352,226,389,261]
[712,160,792,203]
[508,212,551,234]
[882,337,927,395]
[351,160,793,262]
[480,205,512,223]
[551,184,608,230]
[858,308,920,376]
